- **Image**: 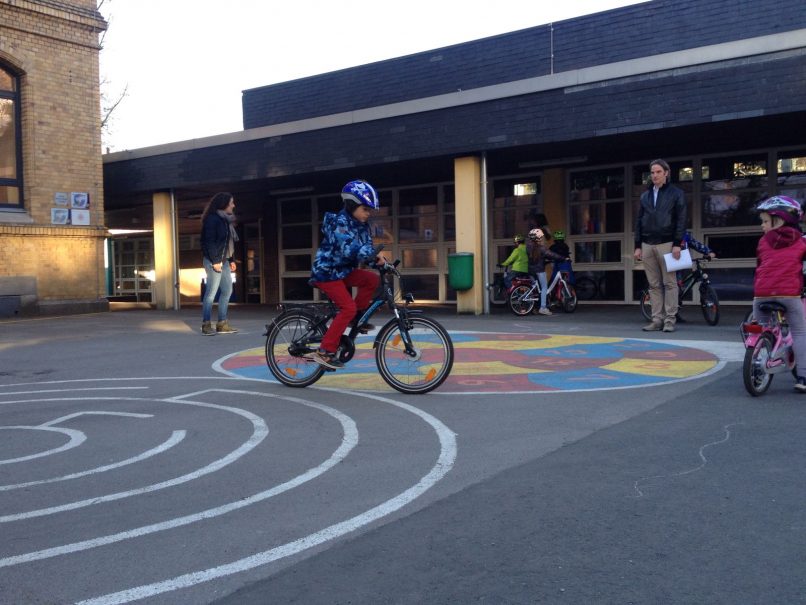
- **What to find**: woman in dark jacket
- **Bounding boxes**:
[200,192,238,335]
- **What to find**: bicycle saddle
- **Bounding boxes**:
[757,301,787,313]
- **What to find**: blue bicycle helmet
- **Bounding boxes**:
[342,180,380,211]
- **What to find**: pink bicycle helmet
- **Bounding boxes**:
[756,195,803,225]
[528,228,544,241]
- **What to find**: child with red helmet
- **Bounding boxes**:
[753,195,806,392]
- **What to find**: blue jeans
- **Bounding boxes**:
[536,272,549,309]
[202,257,233,322]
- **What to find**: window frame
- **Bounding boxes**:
[0,63,23,210]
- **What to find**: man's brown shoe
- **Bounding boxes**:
[642,322,662,331]
[662,322,676,333]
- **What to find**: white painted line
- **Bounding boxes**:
[0,389,357,570]
[0,377,240,389]
[0,395,267,523]
[0,387,148,396]
[0,426,85,464]
[40,411,153,427]
[0,431,186,492]
[76,389,457,605]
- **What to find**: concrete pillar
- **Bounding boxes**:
[152,191,177,310]
[453,156,484,314]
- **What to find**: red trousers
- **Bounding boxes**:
[313,269,379,353]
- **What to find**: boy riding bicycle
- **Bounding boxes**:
[307,180,383,370]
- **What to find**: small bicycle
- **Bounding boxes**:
[264,259,454,394]
[639,257,719,325]
[487,267,510,306]
[740,300,801,396]
[508,264,578,316]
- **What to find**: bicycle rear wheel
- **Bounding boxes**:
[700,284,720,326]
[375,315,454,394]
[265,312,326,387]
[576,276,598,301]
[508,285,534,316]
[639,290,651,321]
[743,332,774,396]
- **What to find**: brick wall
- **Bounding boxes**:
[0,0,108,312]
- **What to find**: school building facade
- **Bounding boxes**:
[0,0,107,317]
[96,0,805,314]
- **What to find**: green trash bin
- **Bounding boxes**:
[448,252,474,290]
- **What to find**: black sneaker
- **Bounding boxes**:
[352,311,375,333]
[304,349,343,370]
[795,377,806,393]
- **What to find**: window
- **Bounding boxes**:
[570,168,625,236]
[777,149,806,210]
[0,64,22,208]
[701,154,768,228]
[490,177,543,239]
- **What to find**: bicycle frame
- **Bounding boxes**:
[511,270,567,303]
[678,258,709,299]
[740,299,804,396]
[741,311,793,374]
[265,259,454,394]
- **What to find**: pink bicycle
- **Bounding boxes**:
[740,300,803,396]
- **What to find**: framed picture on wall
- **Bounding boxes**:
[71,209,90,225]
[70,192,89,208]
[51,208,69,224]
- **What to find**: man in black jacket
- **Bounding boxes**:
[633,159,686,332]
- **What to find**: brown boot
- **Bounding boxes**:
[216,320,238,334]
[201,321,216,336]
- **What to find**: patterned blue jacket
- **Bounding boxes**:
[681,231,714,257]
[310,209,376,283]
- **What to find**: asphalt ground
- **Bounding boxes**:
[1,302,804,604]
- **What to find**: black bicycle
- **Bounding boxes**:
[264,259,454,394]
[639,257,719,325]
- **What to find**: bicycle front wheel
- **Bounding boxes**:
[375,316,454,394]
[700,284,720,326]
[508,285,534,316]
[561,283,578,313]
[265,312,326,388]
[743,332,774,396]
[488,277,507,305]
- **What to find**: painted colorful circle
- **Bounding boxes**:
[217,332,720,394]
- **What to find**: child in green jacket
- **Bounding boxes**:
[500,234,530,289]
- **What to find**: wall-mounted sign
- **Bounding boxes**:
[51,208,69,224]
[71,209,90,225]
[54,192,69,206]
[70,192,89,209]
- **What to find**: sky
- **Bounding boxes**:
[98,0,647,152]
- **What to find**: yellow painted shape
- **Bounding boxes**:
[456,335,621,350]
[603,357,716,378]
[318,373,389,389]
[451,360,549,375]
